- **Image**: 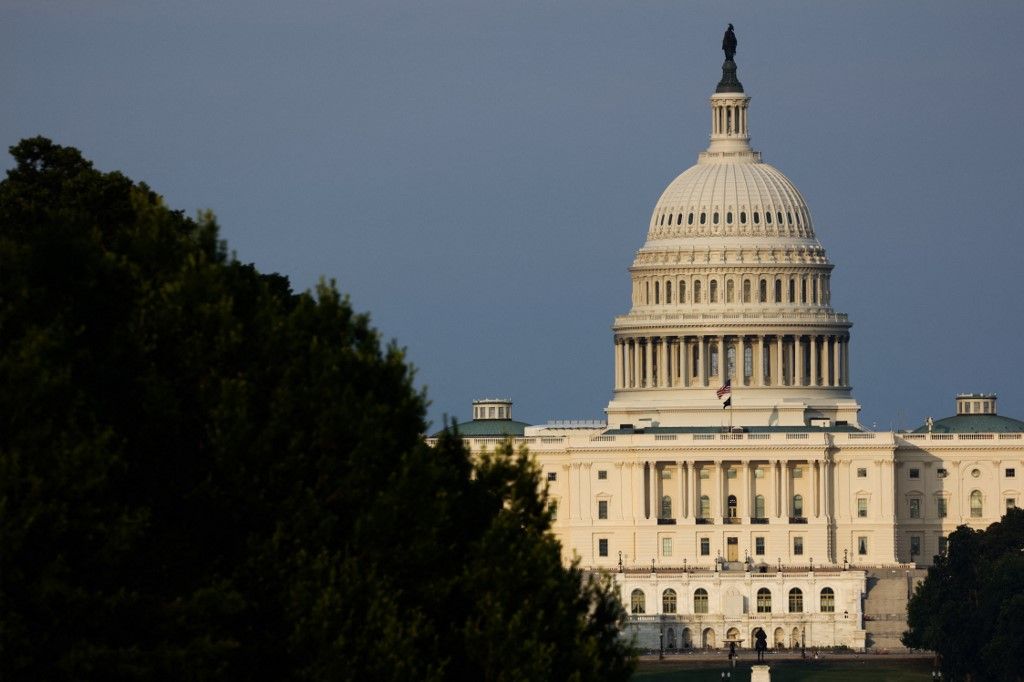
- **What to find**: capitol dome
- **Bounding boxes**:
[647,160,815,242]
[606,53,860,429]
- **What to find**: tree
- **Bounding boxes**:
[0,138,634,680]
[903,507,1024,681]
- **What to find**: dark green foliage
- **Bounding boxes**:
[903,507,1024,681]
[0,138,634,681]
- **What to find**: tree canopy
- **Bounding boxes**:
[0,137,634,681]
[903,507,1024,681]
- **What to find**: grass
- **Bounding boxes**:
[633,658,934,681]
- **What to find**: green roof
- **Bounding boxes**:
[431,419,530,438]
[912,414,1024,434]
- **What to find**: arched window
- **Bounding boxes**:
[631,589,646,614]
[700,212,706,225]
[792,494,804,517]
[667,627,676,649]
[727,494,737,518]
[759,280,767,303]
[713,211,719,224]
[677,213,683,225]
[766,211,772,224]
[694,280,702,303]
[753,211,760,225]
[726,279,735,303]
[970,490,983,518]
[788,588,803,613]
[699,495,711,518]
[679,280,686,303]
[709,280,718,303]
[757,588,772,613]
[743,279,751,303]
[774,280,782,303]
[744,345,753,378]
[787,211,793,224]
[812,277,818,304]
[754,494,766,518]
[667,213,673,225]
[694,588,709,614]
[740,211,747,224]
[645,281,650,304]
[661,495,673,519]
[789,279,795,303]
[688,212,694,225]
[820,587,835,613]
[663,588,678,614]
[727,211,733,224]
[654,281,660,304]
[801,278,807,303]
[726,346,736,379]
[666,281,673,304]
[777,211,784,225]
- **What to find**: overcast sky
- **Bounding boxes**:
[5,1,1023,432]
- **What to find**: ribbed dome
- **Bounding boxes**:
[647,159,814,241]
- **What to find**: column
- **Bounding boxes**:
[812,461,820,519]
[717,335,726,384]
[682,337,691,387]
[819,460,827,518]
[782,461,791,518]
[795,334,804,386]
[614,338,623,389]
[658,337,668,387]
[741,460,751,519]
[644,338,653,388]
[584,463,593,523]
[697,335,707,387]
[650,462,659,519]
[843,336,851,386]
[633,462,645,521]
[679,461,687,519]
[757,335,765,387]
[770,460,779,517]
[810,335,818,386]
[775,335,784,386]
[689,460,698,518]
[718,462,726,520]
[831,331,839,385]
[617,462,627,520]
[735,335,744,385]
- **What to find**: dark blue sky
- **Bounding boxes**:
[5,1,1023,432]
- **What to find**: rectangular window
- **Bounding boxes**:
[910,535,921,557]
[755,537,765,555]
[700,538,710,556]
[857,498,868,518]
[792,468,803,478]
[858,536,868,555]
[937,468,948,478]
[547,472,557,482]
[1007,468,1016,478]
[550,500,558,521]
[597,470,607,480]
[856,467,867,478]
[661,469,672,479]
[726,468,737,479]
[793,537,804,556]
[662,537,673,557]
[1007,498,1017,511]
[938,536,948,555]
[598,500,608,520]
[699,469,710,480]
[937,498,948,518]
[754,467,765,479]
[598,538,608,557]
[909,468,920,479]
[909,498,921,519]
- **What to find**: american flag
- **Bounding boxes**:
[716,379,732,399]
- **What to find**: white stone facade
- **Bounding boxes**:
[431,52,1023,652]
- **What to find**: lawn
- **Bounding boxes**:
[633,658,934,681]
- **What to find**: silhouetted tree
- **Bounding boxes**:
[0,138,633,681]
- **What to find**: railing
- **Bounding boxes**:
[847,433,876,439]
[751,517,769,524]
[657,518,677,525]
[789,516,808,524]
[655,434,678,441]
[696,517,714,525]
[786,433,809,440]
[723,517,741,524]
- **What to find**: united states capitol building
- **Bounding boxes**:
[431,41,1024,652]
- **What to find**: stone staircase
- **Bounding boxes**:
[862,567,927,650]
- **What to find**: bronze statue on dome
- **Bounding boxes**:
[722,23,737,61]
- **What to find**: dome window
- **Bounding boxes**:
[709,280,718,303]
[713,212,719,224]
[677,213,683,225]
[740,211,747,224]
[679,280,686,303]
[726,211,733,224]
[688,212,694,225]
[777,211,784,224]
[694,280,702,303]
[753,211,760,225]
[787,211,793,224]
[759,280,767,303]
[765,211,772,224]
[667,214,673,225]
[666,281,672,304]
[700,212,706,225]
[743,279,751,303]
[659,213,665,225]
